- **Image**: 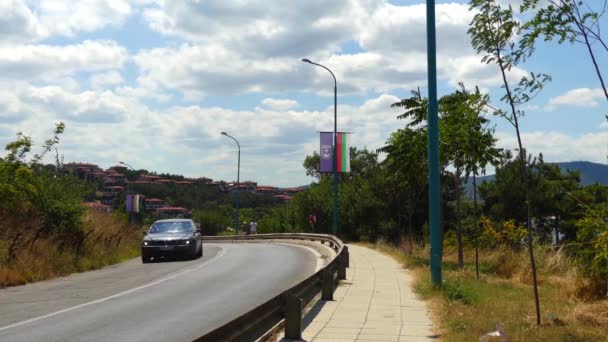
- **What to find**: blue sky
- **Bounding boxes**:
[0,0,606,186]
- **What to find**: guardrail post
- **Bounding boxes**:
[284,294,303,340]
[322,269,334,301]
[343,245,349,268]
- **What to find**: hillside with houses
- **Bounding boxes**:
[65,162,304,219]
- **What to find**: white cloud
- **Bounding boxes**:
[134,1,524,97]
[0,0,46,43]
[261,98,298,110]
[0,40,128,81]
[35,0,132,37]
[0,0,133,42]
[497,130,608,164]
[89,71,125,90]
[546,88,607,110]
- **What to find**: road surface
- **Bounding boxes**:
[0,243,318,342]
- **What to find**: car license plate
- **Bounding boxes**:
[160,246,174,251]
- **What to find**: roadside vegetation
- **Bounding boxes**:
[0,124,141,287]
[371,239,608,341]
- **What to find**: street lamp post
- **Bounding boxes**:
[302,58,338,237]
[119,161,135,171]
[221,132,241,235]
[119,161,136,223]
[426,0,442,286]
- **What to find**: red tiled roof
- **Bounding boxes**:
[145,198,165,203]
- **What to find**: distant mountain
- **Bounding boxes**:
[557,161,608,186]
[464,161,608,197]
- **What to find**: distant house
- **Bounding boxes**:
[255,186,279,194]
[107,165,128,173]
[63,162,104,182]
[228,181,257,191]
[144,198,166,211]
[274,194,293,202]
[176,181,194,185]
[138,175,162,182]
[103,185,125,195]
[155,207,191,218]
[282,187,304,195]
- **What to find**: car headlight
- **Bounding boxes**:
[185,240,191,244]
[143,241,148,246]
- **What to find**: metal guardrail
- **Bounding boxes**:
[193,233,349,342]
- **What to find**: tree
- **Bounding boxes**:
[469,0,551,325]
[440,84,500,269]
[386,86,500,266]
[522,0,608,103]
[380,126,429,248]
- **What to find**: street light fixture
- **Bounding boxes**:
[119,161,135,170]
[221,131,241,235]
[302,58,338,237]
[118,161,136,223]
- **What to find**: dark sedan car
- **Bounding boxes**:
[141,219,202,263]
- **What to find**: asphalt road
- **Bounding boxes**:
[0,243,318,342]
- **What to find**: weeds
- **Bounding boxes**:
[0,208,141,287]
[371,240,608,341]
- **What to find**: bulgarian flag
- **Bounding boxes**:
[336,132,351,173]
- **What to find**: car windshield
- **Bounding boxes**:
[149,221,192,234]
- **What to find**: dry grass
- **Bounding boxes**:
[0,209,141,287]
[369,239,608,342]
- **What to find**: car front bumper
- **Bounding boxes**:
[141,244,196,258]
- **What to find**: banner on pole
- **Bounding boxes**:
[320,132,333,173]
[319,132,351,173]
[337,132,351,173]
[126,194,141,213]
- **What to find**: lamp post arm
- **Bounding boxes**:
[307,61,337,88]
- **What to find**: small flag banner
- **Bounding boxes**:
[337,132,351,172]
[319,132,351,173]
[126,194,141,213]
[320,132,333,173]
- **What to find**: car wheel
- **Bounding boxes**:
[142,255,151,264]
[197,245,203,258]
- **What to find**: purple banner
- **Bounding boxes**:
[126,195,133,212]
[320,132,333,173]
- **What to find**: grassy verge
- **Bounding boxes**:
[0,209,141,287]
[368,240,608,342]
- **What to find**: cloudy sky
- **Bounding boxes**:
[0,0,607,186]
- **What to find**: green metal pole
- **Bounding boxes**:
[333,83,338,237]
[221,132,241,235]
[426,0,442,286]
[301,58,338,237]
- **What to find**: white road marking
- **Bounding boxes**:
[0,246,226,332]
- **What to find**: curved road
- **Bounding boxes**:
[0,243,318,342]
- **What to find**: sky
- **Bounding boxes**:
[0,0,607,187]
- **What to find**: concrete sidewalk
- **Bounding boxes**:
[300,244,435,342]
